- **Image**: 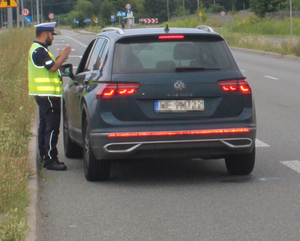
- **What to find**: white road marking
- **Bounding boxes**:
[65,36,87,48]
[68,55,82,58]
[256,139,270,147]
[264,75,279,80]
[280,160,300,174]
[55,48,75,51]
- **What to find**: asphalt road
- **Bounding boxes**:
[40,29,300,241]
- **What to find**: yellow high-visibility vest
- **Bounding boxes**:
[28,43,62,96]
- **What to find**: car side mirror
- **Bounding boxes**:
[60,63,75,80]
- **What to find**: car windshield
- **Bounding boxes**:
[112,36,237,74]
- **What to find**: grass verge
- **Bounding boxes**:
[0,28,37,241]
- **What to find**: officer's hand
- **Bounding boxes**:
[60,46,72,60]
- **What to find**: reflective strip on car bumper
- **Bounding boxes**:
[102,138,253,153]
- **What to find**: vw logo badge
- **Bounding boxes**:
[174,80,185,91]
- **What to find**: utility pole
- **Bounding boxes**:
[183,0,185,16]
[7,8,13,31]
[30,0,34,23]
[290,0,293,37]
[41,0,43,22]
[36,0,40,23]
[197,0,199,12]
[21,0,24,27]
[167,0,169,22]
[16,0,20,28]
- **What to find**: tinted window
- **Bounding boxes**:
[85,38,106,72]
[94,41,108,71]
[112,36,237,74]
[76,39,96,74]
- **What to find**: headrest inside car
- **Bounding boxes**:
[173,43,196,60]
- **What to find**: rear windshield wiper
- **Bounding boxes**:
[175,67,220,72]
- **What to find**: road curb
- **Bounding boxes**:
[25,113,43,241]
[230,46,300,61]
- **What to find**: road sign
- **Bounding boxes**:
[121,12,126,17]
[125,3,131,9]
[220,11,226,17]
[21,8,29,16]
[111,15,115,22]
[199,12,203,17]
[48,13,54,19]
[140,18,158,24]
[0,0,19,8]
[93,17,98,22]
[117,11,122,17]
[25,16,32,23]
[126,9,131,14]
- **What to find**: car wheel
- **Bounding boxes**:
[83,118,111,181]
[225,148,255,175]
[63,105,82,158]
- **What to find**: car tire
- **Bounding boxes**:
[63,105,83,158]
[83,118,111,181]
[225,148,255,175]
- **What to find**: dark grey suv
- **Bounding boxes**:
[61,26,256,181]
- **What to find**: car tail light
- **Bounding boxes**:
[108,128,250,137]
[158,35,185,39]
[96,83,140,99]
[218,80,251,94]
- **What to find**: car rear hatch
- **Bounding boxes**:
[105,34,249,123]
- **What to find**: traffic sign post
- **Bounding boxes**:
[25,16,32,23]
[117,11,122,24]
[48,13,54,20]
[21,8,29,16]
[125,3,131,10]
[111,15,115,25]
[139,18,158,24]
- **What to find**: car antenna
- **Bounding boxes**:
[164,24,170,33]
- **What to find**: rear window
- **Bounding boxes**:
[112,35,238,74]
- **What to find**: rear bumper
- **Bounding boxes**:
[90,127,256,160]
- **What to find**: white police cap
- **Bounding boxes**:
[34,22,57,35]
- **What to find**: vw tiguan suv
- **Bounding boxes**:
[61,26,256,181]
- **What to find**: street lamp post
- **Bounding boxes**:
[290,0,293,37]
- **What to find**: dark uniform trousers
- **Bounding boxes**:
[35,96,61,164]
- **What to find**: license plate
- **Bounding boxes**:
[155,99,204,113]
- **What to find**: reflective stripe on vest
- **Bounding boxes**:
[28,43,62,96]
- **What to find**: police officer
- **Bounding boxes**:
[28,22,71,170]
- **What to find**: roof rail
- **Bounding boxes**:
[101,27,124,35]
[196,25,214,33]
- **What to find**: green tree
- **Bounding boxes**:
[250,0,283,17]
[100,0,115,26]
[207,3,225,13]
[143,0,168,22]
[74,0,93,17]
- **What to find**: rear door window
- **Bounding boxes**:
[85,38,107,72]
[112,35,237,74]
